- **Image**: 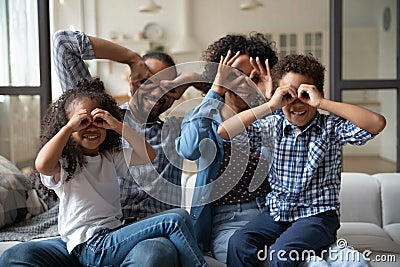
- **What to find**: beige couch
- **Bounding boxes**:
[337,172,400,266]
[184,172,400,267]
[1,172,400,267]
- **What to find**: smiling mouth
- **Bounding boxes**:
[291,110,306,116]
[83,134,100,140]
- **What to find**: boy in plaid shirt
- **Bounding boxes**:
[218,54,386,266]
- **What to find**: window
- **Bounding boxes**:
[278,33,297,58]
[266,32,325,61]
[304,32,323,61]
[330,0,399,172]
[0,0,50,169]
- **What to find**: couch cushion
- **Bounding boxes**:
[0,156,47,229]
[338,222,400,254]
[0,157,21,174]
[373,173,400,226]
[384,223,400,245]
[339,173,381,226]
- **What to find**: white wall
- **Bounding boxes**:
[51,0,397,162]
[51,0,330,96]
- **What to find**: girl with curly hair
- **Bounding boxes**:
[176,32,278,263]
[35,77,206,267]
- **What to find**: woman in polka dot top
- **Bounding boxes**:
[176,32,278,264]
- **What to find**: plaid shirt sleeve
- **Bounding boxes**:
[53,30,95,91]
[333,115,374,145]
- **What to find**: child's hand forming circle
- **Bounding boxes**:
[268,85,297,111]
[91,108,121,131]
[67,109,93,132]
[297,84,323,108]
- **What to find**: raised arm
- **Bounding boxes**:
[88,35,152,88]
[53,30,93,91]
[297,85,386,134]
[35,109,93,180]
[53,30,151,92]
[217,103,271,140]
[159,71,211,100]
[218,84,296,140]
[318,99,386,134]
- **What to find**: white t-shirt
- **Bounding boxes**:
[41,148,131,253]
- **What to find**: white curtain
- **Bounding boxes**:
[1,0,39,86]
[0,0,40,166]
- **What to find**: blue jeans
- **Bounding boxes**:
[127,237,179,267]
[211,197,266,263]
[0,237,180,267]
[0,210,187,267]
[0,237,81,267]
[227,209,340,267]
[73,208,206,267]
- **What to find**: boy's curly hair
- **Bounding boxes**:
[271,54,326,93]
[202,32,278,86]
[32,77,123,199]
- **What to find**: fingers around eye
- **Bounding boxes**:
[279,85,297,99]
[249,69,258,80]
[265,59,271,76]
[250,57,260,73]
[226,51,240,66]
[91,111,109,126]
[297,86,309,99]
[224,50,233,62]
[78,111,92,127]
[255,57,266,75]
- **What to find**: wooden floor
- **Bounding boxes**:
[342,156,397,174]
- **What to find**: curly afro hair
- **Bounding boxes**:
[201,32,278,85]
[271,53,326,93]
[32,77,124,198]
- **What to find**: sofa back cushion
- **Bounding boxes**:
[373,173,400,226]
[339,172,381,226]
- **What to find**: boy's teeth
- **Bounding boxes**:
[85,135,98,139]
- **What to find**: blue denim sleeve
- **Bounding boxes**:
[176,90,224,161]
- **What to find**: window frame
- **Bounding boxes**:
[329,0,400,171]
